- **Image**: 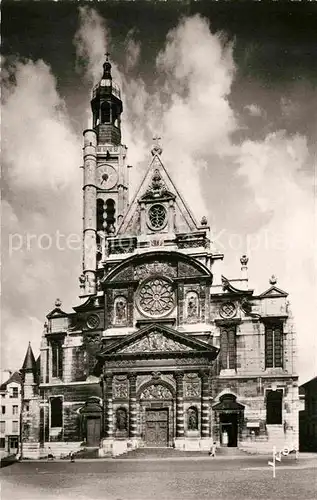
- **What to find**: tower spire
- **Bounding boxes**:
[22,342,37,372]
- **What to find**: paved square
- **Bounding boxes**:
[1,457,316,500]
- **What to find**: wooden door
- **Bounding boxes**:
[86,417,101,447]
[145,409,168,447]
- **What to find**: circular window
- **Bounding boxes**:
[86,314,100,329]
[137,277,174,317]
[148,204,167,230]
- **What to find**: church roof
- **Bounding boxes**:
[22,342,37,372]
[0,371,22,391]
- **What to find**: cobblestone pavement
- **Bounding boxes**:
[1,456,316,500]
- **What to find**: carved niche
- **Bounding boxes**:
[140,384,173,400]
[185,291,200,323]
[116,407,128,431]
[121,331,192,353]
[187,407,199,430]
[114,296,128,326]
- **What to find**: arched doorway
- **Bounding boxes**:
[138,382,175,447]
[213,394,244,447]
[79,397,103,447]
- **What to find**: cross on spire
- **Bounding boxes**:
[151,135,163,156]
[153,135,161,147]
[105,52,110,61]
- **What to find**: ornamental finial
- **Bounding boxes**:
[240,255,249,267]
[55,298,62,308]
[151,135,163,156]
[269,274,277,285]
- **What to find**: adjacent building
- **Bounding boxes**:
[299,376,317,451]
[0,371,22,455]
[21,57,300,458]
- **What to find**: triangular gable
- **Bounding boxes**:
[97,323,218,358]
[46,307,68,319]
[117,153,199,235]
[258,286,288,298]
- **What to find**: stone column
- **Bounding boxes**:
[200,370,210,440]
[104,374,113,438]
[175,371,185,443]
[128,374,138,440]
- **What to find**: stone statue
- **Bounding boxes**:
[115,297,127,324]
[116,408,127,431]
[186,292,199,320]
[187,407,198,430]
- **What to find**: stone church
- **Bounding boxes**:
[21,57,299,458]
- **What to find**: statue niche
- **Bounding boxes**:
[116,407,128,432]
[114,296,127,326]
[187,406,198,431]
[185,291,199,322]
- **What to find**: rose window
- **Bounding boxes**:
[138,278,174,317]
[148,204,167,230]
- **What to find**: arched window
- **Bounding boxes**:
[220,326,236,370]
[101,102,111,123]
[266,390,283,425]
[116,407,128,431]
[96,199,104,232]
[187,406,198,430]
[50,397,63,428]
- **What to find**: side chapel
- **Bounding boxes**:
[21,57,300,458]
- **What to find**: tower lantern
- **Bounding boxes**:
[91,53,123,145]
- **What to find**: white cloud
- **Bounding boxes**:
[1,58,82,369]
[244,103,265,118]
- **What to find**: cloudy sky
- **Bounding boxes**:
[2,1,316,383]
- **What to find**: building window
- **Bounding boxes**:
[265,323,283,368]
[51,341,63,378]
[0,438,5,448]
[10,387,19,398]
[12,405,19,416]
[50,397,63,428]
[266,390,283,425]
[12,420,19,433]
[148,204,167,230]
[0,421,5,433]
[220,326,236,370]
[1,406,5,415]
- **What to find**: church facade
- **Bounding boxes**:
[21,58,299,458]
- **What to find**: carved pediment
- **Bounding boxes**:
[121,331,192,353]
[259,286,288,298]
[97,323,219,360]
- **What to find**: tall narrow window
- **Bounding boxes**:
[265,323,283,368]
[220,326,236,370]
[105,199,116,234]
[96,199,104,232]
[51,341,63,378]
[50,397,63,428]
[101,102,111,123]
[266,390,283,424]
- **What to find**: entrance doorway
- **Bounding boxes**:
[220,413,238,447]
[86,417,101,447]
[145,409,168,447]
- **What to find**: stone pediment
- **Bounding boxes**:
[258,286,288,298]
[98,324,218,358]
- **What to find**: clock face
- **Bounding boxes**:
[97,164,118,190]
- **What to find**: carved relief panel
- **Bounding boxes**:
[113,375,129,399]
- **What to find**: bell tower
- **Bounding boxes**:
[82,55,129,296]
